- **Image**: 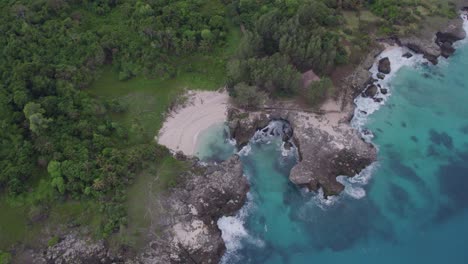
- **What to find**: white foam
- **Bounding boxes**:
[351,47,426,133]
[237,144,251,156]
[218,192,265,264]
[310,188,340,209]
[218,216,248,252]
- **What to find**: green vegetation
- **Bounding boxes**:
[0,251,12,264]
[47,236,59,247]
[227,0,347,96]
[306,77,334,106]
[231,83,267,109]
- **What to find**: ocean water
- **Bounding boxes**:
[196,28,468,264]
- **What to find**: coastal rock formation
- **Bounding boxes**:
[228,108,269,147]
[399,16,466,64]
[287,112,376,196]
[137,155,248,264]
[31,234,115,264]
[227,104,376,197]
[402,52,413,58]
[363,85,378,98]
[378,57,391,74]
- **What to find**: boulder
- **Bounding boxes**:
[441,42,456,58]
[363,85,378,98]
[402,52,413,58]
[378,57,391,74]
[377,73,385,80]
[227,110,269,147]
[380,88,388,95]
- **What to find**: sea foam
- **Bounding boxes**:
[218,192,265,264]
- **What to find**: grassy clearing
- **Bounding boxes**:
[0,190,102,251]
[109,156,189,248]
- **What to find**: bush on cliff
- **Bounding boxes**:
[305,77,334,107]
[232,82,267,109]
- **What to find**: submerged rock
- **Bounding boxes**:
[377,72,386,80]
[402,52,413,58]
[378,57,391,74]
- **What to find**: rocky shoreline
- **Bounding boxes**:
[227,103,377,197]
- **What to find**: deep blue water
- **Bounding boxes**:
[197,41,468,264]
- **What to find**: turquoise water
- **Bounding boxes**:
[197,43,468,263]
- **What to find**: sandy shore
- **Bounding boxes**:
[157,90,229,155]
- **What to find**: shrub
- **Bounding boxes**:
[232,82,267,109]
[306,77,334,107]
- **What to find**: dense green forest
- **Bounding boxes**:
[0,0,233,246]
[0,0,459,256]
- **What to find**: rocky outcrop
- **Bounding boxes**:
[227,107,376,197]
[227,108,269,147]
[363,85,378,98]
[136,155,248,264]
[436,17,466,58]
[378,57,391,74]
[402,52,413,58]
[32,234,115,264]
[399,16,466,64]
[287,112,376,196]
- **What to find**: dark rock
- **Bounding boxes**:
[362,129,373,136]
[377,73,385,80]
[373,98,384,103]
[399,17,466,64]
[284,141,293,150]
[363,85,378,98]
[402,52,413,58]
[378,57,391,74]
[436,19,466,45]
[227,110,269,148]
[380,88,388,95]
[441,42,456,58]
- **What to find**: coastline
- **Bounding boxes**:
[157,89,229,155]
[353,13,468,139]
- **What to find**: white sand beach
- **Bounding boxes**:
[157,90,229,155]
